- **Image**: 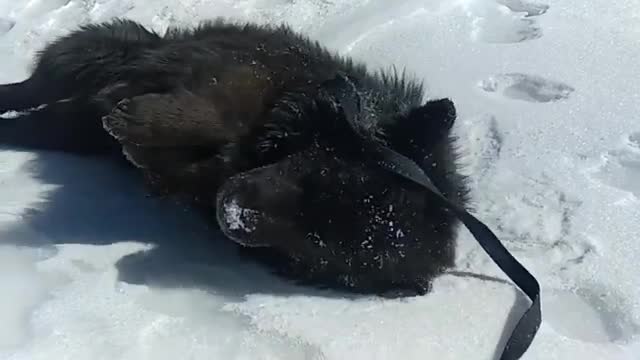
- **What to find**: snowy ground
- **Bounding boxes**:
[0,0,639,359]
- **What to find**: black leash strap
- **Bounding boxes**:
[370,143,541,360]
[320,74,541,360]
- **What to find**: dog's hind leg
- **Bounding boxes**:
[0,78,51,114]
[0,96,121,155]
[0,76,175,155]
[0,19,166,114]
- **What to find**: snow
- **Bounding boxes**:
[222,200,258,233]
[0,0,639,359]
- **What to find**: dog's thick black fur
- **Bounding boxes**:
[0,18,469,295]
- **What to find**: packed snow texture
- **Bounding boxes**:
[0,0,639,359]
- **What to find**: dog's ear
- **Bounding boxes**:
[313,73,367,136]
[406,98,456,142]
[317,73,361,121]
[385,98,457,159]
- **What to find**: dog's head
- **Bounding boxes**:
[216,74,468,290]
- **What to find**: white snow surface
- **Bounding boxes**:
[1,0,639,359]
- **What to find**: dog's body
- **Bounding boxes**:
[0,18,469,295]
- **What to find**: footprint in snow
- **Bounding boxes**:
[479,73,574,103]
[544,285,640,343]
[496,0,549,17]
[460,114,504,181]
[474,173,584,264]
[589,132,640,197]
[626,131,640,151]
[0,18,15,35]
[469,0,549,43]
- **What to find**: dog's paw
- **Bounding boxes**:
[101,98,149,145]
[94,82,129,110]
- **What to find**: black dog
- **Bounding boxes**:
[0,18,469,295]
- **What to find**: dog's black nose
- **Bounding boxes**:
[216,175,266,247]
